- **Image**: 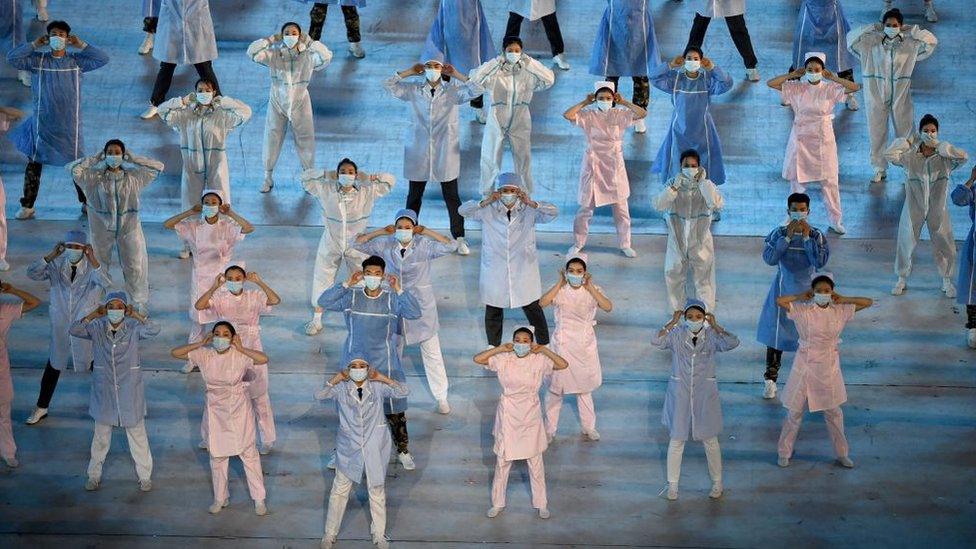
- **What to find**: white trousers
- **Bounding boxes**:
[263,96,315,174]
[492,454,547,509]
[418,334,449,402]
[666,437,721,485]
[480,126,533,194]
[324,470,387,540]
[210,445,266,502]
[87,420,153,481]
[894,180,956,279]
[791,177,842,227]
[573,202,632,249]
[311,241,367,309]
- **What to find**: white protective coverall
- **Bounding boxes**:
[247,35,332,178]
[653,169,724,312]
[469,53,555,194]
[847,23,936,173]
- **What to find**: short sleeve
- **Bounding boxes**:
[827,80,846,103]
[781,80,802,105]
[174,218,194,242]
[0,298,24,327]
[485,354,503,372]
[540,355,554,376]
[612,108,636,129]
[574,109,593,131]
[786,302,806,322]
[839,303,856,323]
[187,347,211,367]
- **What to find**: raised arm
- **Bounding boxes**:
[847,23,878,59]
[6,42,39,71]
[68,38,109,72]
[213,96,252,128]
[220,204,254,234]
[533,344,568,370]
[473,343,513,366]
[247,272,280,306]
[317,278,356,312]
[584,278,613,312]
[308,39,333,70]
[522,55,555,91]
[157,96,193,128]
[833,293,873,312]
[231,335,268,365]
[911,26,937,61]
[777,290,812,310]
[805,228,829,269]
[194,274,224,311]
[538,272,565,308]
[67,152,106,189]
[884,137,913,167]
[652,184,679,212]
[163,206,201,229]
[654,310,683,341]
[767,68,806,91]
[246,36,274,66]
[171,335,211,360]
[936,141,969,170]
[563,95,594,123]
[383,66,422,100]
[125,152,165,189]
[0,283,42,314]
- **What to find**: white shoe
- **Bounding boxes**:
[261,174,274,193]
[436,399,451,414]
[967,328,976,349]
[538,508,551,519]
[36,7,48,21]
[372,534,390,549]
[25,407,47,425]
[198,440,208,450]
[891,277,907,296]
[552,53,570,70]
[925,2,938,22]
[139,479,152,492]
[567,245,581,256]
[255,500,268,516]
[320,535,336,549]
[397,452,416,470]
[486,506,503,518]
[327,452,336,470]
[138,32,155,55]
[829,223,846,235]
[305,318,323,336]
[140,105,158,120]
[85,477,100,491]
[837,456,855,468]
[348,41,365,59]
[943,278,957,299]
[634,119,647,134]
[259,442,273,455]
[209,499,228,514]
[709,482,723,499]
[763,379,777,399]
[15,207,35,220]
[583,429,601,441]
[777,456,790,467]
[456,237,470,256]
[0,259,9,272]
[620,247,637,258]
[666,483,678,501]
[871,169,887,184]
[3,455,19,468]
[845,94,860,111]
[178,244,190,259]
[475,107,487,124]
[746,68,761,82]
[17,70,31,87]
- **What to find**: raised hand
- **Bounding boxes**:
[383,225,396,234]
[671,310,683,323]
[214,273,226,286]
[192,204,203,213]
[530,343,545,354]
[671,55,684,68]
[218,204,231,214]
[803,289,815,300]
[366,368,380,380]
[701,57,714,70]
[410,63,424,75]
[613,92,624,103]
[348,271,364,286]
[582,272,593,286]
[35,35,49,47]
[412,225,425,234]
[499,342,515,352]
[67,35,82,48]
[231,334,244,350]
[388,274,401,293]
[442,64,456,77]
[245,271,261,283]
[52,242,66,256]
[83,245,97,262]
[95,305,107,317]
[0,282,10,293]
[202,333,214,345]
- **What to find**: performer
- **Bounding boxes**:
[0,107,25,271]
[685,0,760,81]
[0,280,41,468]
[505,0,569,70]
[952,167,976,348]
[790,0,859,110]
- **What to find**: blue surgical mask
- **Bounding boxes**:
[395,229,413,244]
[106,309,125,324]
[202,204,219,219]
[883,26,900,39]
[364,275,382,291]
[105,155,123,168]
[349,368,368,382]
[500,193,518,206]
[212,336,231,352]
[566,273,584,287]
[513,342,531,357]
[686,319,704,332]
[505,52,521,64]
[804,72,822,84]
[196,91,214,105]
[684,59,701,73]
[283,35,299,48]
[49,36,66,51]
[789,211,808,221]
[65,248,84,263]
[337,173,357,188]
[681,167,698,179]
[813,292,832,306]
[424,68,442,82]
[225,280,243,294]
[595,100,612,112]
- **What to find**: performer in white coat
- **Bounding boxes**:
[505,0,569,70]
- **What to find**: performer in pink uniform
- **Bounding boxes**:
[473,327,568,520]
[775,274,872,469]
[195,265,280,454]
[539,255,612,441]
[0,107,25,272]
[0,280,41,467]
[163,190,254,373]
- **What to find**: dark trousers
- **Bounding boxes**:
[309,3,361,43]
[407,179,464,239]
[764,347,784,382]
[20,161,86,209]
[386,412,409,454]
[143,16,158,33]
[967,305,976,329]
[484,300,550,347]
[607,76,650,109]
[36,362,61,408]
[505,11,564,57]
[150,61,220,107]
[686,13,757,69]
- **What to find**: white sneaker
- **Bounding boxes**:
[456,237,470,256]
[181,362,198,374]
[348,41,365,59]
[259,442,274,455]
[829,223,847,235]
[139,479,152,492]
[0,259,9,272]
[746,68,760,82]
[925,2,938,22]
[666,483,678,500]
[486,506,503,518]
[967,328,976,349]
[398,452,416,470]
[777,456,790,467]
[475,107,487,124]
[583,429,601,441]
[3,455,19,468]
[25,407,47,425]
[871,169,887,184]
[538,508,551,519]
[36,7,48,22]
[891,277,907,296]
[327,452,336,470]
[15,207,35,220]
[138,32,155,55]
[943,278,957,299]
[837,456,855,468]
[255,500,268,516]
[567,245,581,256]
[552,53,570,70]
[709,482,723,499]
[261,174,274,193]
[763,379,777,399]
[17,70,31,87]
[85,477,100,491]
[620,247,637,258]
[436,399,451,414]
[634,119,647,134]
[208,499,228,514]
[140,105,158,120]
[845,94,860,111]
[320,535,336,549]
[372,534,390,549]
[305,318,323,336]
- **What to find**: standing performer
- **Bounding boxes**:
[171,322,270,516]
[71,292,160,492]
[473,327,569,519]
[0,0,32,86]
[355,209,457,414]
[652,301,738,501]
[315,355,409,549]
[0,107,25,271]
[588,0,661,134]
[505,0,569,70]
[767,52,860,235]
[775,275,873,469]
[847,8,936,184]
[563,83,645,258]
[470,37,555,195]
[685,0,760,81]
[318,257,422,470]
[247,22,332,193]
[69,141,164,314]
[459,173,558,347]
[25,232,108,425]
[6,21,109,220]
[882,0,938,23]
[951,167,976,348]
[138,0,161,55]
[298,0,366,59]
[885,114,968,298]
[791,0,859,110]
[301,159,394,335]
[539,256,612,442]
[163,190,253,372]
[756,193,829,400]
[0,280,41,468]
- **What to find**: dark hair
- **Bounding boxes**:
[811,275,835,290]
[195,78,219,95]
[336,157,358,174]
[362,255,386,272]
[679,149,700,164]
[224,265,246,278]
[685,304,706,315]
[683,46,704,59]
[513,327,535,342]
[502,35,523,50]
[46,20,71,34]
[803,56,825,69]
[103,139,126,155]
[212,321,237,337]
[201,191,223,204]
[882,8,903,25]
[595,86,615,97]
[280,21,302,35]
[919,113,939,131]
[565,257,587,271]
[787,193,811,207]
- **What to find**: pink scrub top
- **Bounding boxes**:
[575,108,634,208]
[175,217,244,323]
[204,288,272,351]
[781,80,846,183]
[781,302,856,412]
[549,284,602,395]
[486,352,553,461]
[189,347,257,458]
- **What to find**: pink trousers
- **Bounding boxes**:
[777,407,849,459]
[791,177,841,227]
[573,202,632,249]
[210,444,266,502]
[0,397,13,461]
[544,390,596,436]
[201,395,276,448]
[0,179,7,262]
[492,454,547,509]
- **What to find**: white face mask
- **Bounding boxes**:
[684,59,701,73]
[65,248,84,263]
[337,173,357,187]
[804,72,823,83]
[349,367,368,382]
[105,155,123,168]
[106,309,125,324]
[364,275,382,291]
[49,36,66,51]
[813,292,832,306]
[395,228,413,244]
[196,91,214,105]
[201,204,219,219]
[513,342,531,357]
[283,35,299,48]
[681,167,698,179]
[500,193,518,206]
[686,319,704,332]
[789,210,808,221]
[505,51,521,64]
[212,336,231,352]
[883,26,900,38]
[424,68,442,83]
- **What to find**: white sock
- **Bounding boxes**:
[313,311,323,322]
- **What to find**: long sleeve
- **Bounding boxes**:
[522,55,555,92]
[884,137,912,167]
[314,382,340,401]
[532,202,558,224]
[700,180,724,210]
[651,327,676,350]
[653,185,678,212]
[137,320,162,340]
[762,229,790,266]
[847,23,878,59]
[911,26,937,61]
[649,62,677,93]
[804,230,830,269]
[72,44,110,72]
[951,184,974,207]
[27,258,52,281]
[213,96,252,129]
[246,38,273,66]
[383,73,413,101]
[361,172,395,201]
[468,57,503,87]
[158,97,192,128]
[317,283,352,312]
[6,43,37,71]
[710,330,740,352]
[352,238,383,256]
[308,40,333,71]
[708,66,733,96]
[67,154,104,192]
[378,381,410,400]
[300,169,327,196]
[69,319,93,339]
[394,290,423,321]
[455,79,484,104]
[458,200,487,220]
[126,153,165,189]
[936,141,969,170]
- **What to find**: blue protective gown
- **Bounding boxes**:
[0,0,24,54]
[650,63,733,186]
[792,0,855,73]
[318,284,422,414]
[588,0,661,77]
[6,42,109,166]
[952,185,976,306]
[755,226,829,352]
[422,0,494,74]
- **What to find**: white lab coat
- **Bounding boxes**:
[653,171,724,312]
[509,0,556,20]
[383,73,482,183]
[697,0,745,18]
[459,197,558,308]
[153,0,218,65]
[470,55,555,194]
